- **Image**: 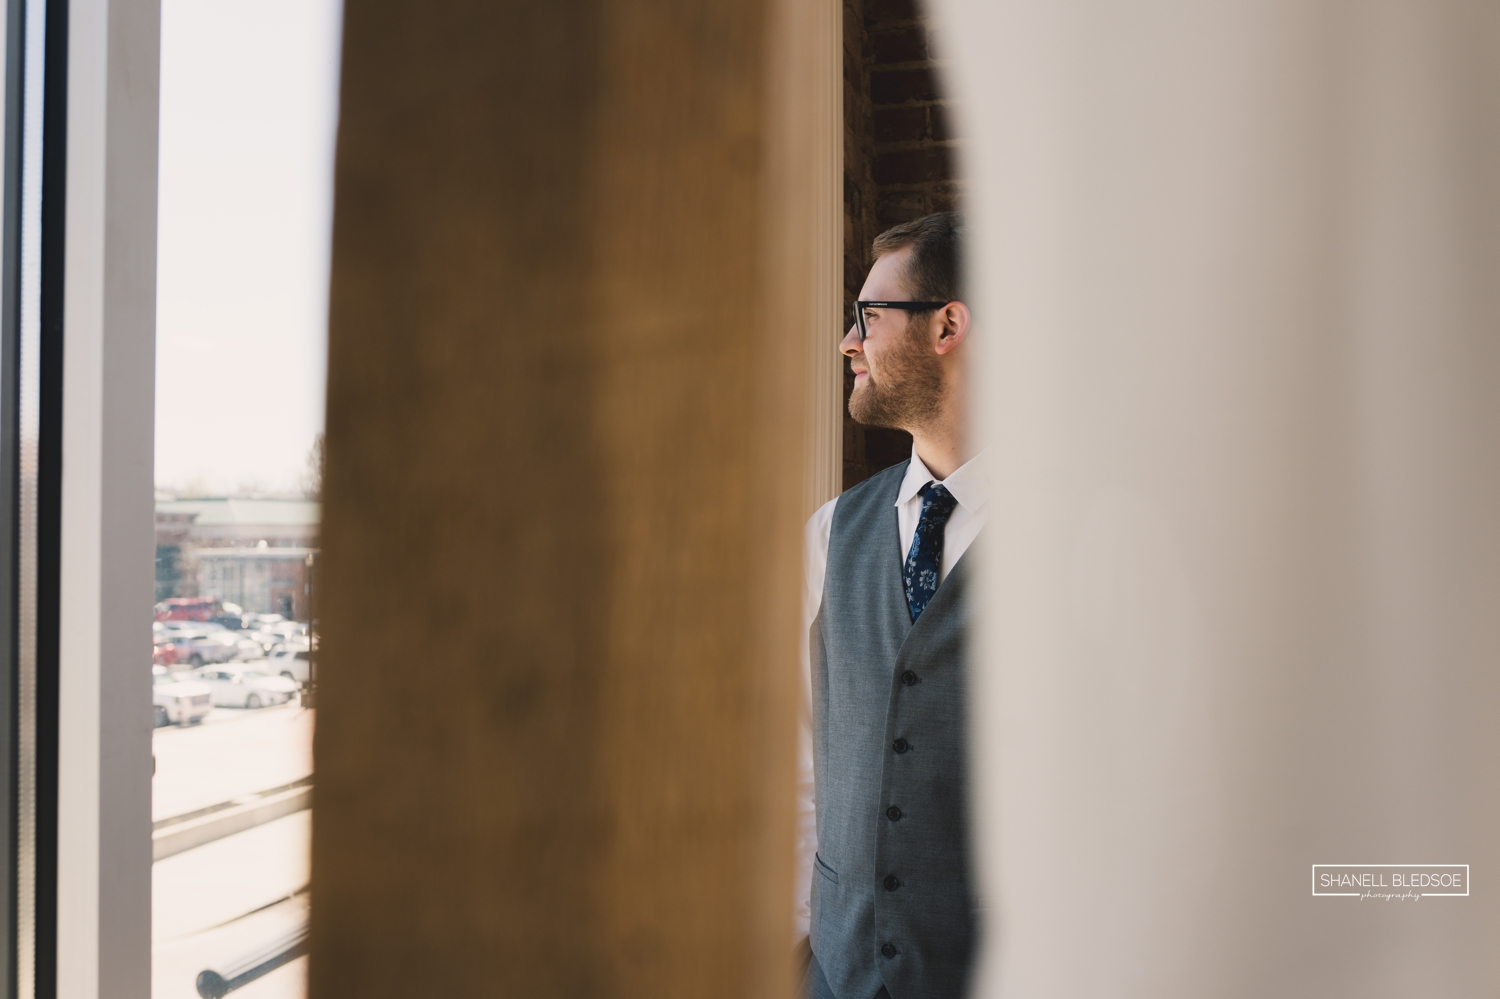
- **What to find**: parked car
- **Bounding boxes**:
[157,619,219,640]
[152,641,178,667]
[152,666,212,727]
[268,633,309,653]
[267,647,311,684]
[262,620,308,644]
[190,667,299,708]
[155,596,232,622]
[238,629,281,656]
[229,634,267,660]
[167,629,241,667]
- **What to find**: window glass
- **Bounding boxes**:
[151,1,340,996]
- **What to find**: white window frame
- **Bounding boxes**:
[46,0,156,994]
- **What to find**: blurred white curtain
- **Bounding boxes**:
[929,2,1500,994]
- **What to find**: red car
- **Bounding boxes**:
[155,596,225,622]
[152,621,179,665]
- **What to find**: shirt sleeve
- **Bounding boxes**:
[794,498,836,941]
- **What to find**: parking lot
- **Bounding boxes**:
[153,700,313,998]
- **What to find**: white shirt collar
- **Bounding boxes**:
[895,445,990,513]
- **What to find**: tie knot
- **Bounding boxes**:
[918,482,958,520]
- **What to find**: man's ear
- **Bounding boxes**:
[933,301,970,355]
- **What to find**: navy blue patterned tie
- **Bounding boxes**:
[903,482,959,622]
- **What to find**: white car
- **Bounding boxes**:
[229,633,269,660]
[152,667,212,727]
[239,629,280,655]
[163,627,241,667]
[267,647,312,684]
[261,618,308,642]
[190,667,300,709]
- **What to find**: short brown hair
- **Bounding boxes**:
[870,211,964,304]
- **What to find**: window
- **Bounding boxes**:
[148,0,340,995]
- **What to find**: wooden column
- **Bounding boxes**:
[766,0,844,516]
[311,0,822,995]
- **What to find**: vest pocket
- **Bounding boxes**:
[814,852,839,885]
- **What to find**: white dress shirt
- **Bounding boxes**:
[794,447,990,938]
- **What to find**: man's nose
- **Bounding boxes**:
[840,324,862,357]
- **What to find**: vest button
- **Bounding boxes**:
[884,874,901,891]
[886,805,903,821]
[892,738,910,754]
[901,670,919,686]
[881,943,897,959]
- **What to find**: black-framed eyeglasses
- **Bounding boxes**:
[851,300,950,341]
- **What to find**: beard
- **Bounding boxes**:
[848,318,945,430]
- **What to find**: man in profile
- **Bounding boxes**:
[800,212,983,999]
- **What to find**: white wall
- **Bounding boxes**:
[932,2,1500,993]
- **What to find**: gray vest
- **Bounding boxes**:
[809,461,976,999]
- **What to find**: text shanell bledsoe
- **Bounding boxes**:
[1320,872,1463,889]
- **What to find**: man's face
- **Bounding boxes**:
[843,248,944,431]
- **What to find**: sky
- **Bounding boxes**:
[154,0,343,497]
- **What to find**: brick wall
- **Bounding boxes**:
[842,0,959,489]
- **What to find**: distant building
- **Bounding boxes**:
[196,546,316,620]
[155,497,321,616]
[154,510,196,601]
[155,497,320,547]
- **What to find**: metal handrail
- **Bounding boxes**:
[194,919,308,998]
[153,775,313,832]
